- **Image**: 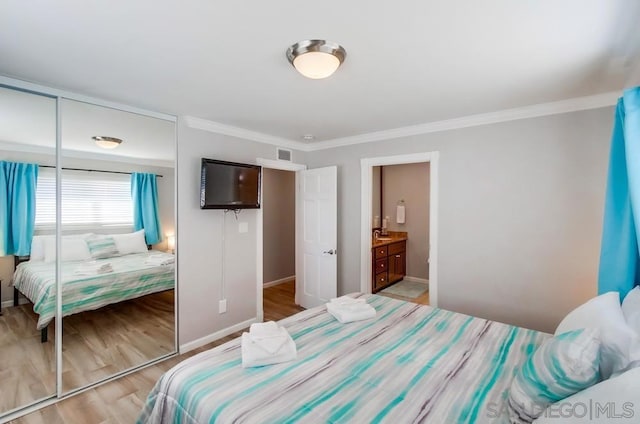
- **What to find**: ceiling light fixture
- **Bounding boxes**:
[92,136,123,149]
[302,134,316,141]
[286,40,346,79]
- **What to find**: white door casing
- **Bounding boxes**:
[296,166,338,308]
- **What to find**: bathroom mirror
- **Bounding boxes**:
[0,86,57,414]
[59,99,176,393]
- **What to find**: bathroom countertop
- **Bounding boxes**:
[371,231,408,248]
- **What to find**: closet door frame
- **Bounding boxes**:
[0,75,179,422]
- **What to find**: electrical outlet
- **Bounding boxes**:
[219,299,227,314]
[238,222,248,233]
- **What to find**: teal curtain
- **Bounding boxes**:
[0,161,38,256]
[598,87,640,299]
[131,172,163,245]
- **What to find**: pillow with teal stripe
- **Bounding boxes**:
[508,328,601,424]
[86,236,119,259]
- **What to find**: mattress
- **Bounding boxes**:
[138,294,549,423]
[12,252,175,330]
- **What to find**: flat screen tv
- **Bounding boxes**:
[200,158,261,209]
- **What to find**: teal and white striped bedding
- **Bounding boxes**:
[12,252,175,330]
[139,295,549,424]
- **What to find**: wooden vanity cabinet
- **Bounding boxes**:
[372,240,406,293]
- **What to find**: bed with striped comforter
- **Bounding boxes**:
[12,252,175,330]
[139,294,549,424]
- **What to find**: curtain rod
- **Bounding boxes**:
[39,165,163,178]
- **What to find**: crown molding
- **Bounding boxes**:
[185,91,619,153]
[305,91,619,151]
[183,116,305,151]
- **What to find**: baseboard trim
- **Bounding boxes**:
[263,275,295,288]
[179,317,257,354]
[403,276,429,287]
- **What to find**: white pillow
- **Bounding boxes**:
[42,234,93,263]
[622,287,640,334]
[533,367,640,423]
[508,328,601,424]
[112,230,148,256]
[555,292,639,379]
[30,235,54,261]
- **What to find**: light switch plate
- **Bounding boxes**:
[219,299,227,314]
[238,222,248,233]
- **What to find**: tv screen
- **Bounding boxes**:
[200,159,261,209]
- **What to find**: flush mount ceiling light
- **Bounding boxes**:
[286,40,346,79]
[92,136,123,149]
[302,134,316,141]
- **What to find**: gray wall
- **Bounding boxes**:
[176,119,306,346]
[306,108,613,333]
[381,162,430,280]
[262,168,295,284]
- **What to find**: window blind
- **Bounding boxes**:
[35,168,134,229]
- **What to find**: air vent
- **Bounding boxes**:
[277,148,292,162]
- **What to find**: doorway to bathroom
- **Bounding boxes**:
[371,162,430,305]
[360,152,439,307]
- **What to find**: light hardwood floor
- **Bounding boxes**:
[11,281,302,424]
[0,290,174,417]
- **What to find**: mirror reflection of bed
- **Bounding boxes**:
[0,90,177,410]
[12,230,176,392]
[58,99,176,393]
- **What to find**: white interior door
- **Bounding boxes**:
[296,166,337,308]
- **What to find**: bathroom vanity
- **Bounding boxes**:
[372,232,407,292]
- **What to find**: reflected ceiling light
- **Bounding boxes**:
[286,40,346,79]
[92,136,123,149]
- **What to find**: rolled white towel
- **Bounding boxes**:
[74,262,113,276]
[327,302,376,324]
[145,255,175,266]
[241,327,297,368]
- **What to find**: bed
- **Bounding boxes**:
[12,251,175,341]
[139,294,549,424]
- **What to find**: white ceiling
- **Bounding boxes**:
[0,87,175,165]
[1,1,638,144]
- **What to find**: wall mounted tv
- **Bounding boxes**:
[200,158,261,209]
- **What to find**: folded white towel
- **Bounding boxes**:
[327,301,376,324]
[241,326,297,368]
[145,255,175,266]
[249,321,281,338]
[74,262,113,276]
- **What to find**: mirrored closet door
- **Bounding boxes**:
[0,86,57,414]
[59,99,176,393]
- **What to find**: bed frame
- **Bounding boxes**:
[14,255,49,343]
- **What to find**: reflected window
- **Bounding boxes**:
[35,168,133,230]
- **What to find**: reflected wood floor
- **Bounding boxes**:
[12,281,302,424]
[0,290,174,416]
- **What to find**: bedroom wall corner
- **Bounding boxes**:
[176,118,307,348]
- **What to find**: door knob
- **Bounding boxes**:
[323,249,335,255]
